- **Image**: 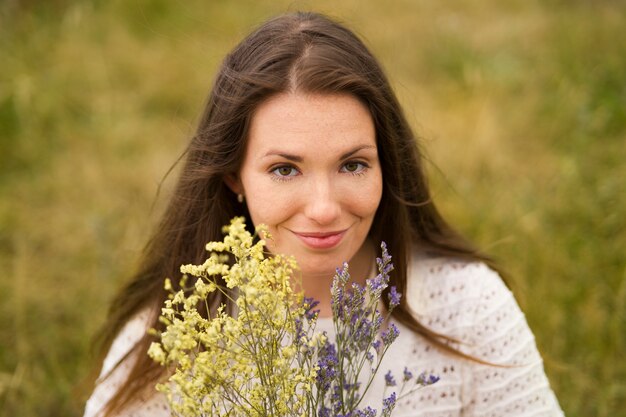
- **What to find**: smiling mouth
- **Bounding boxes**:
[292,230,347,250]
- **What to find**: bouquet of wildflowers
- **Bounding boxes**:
[148,217,438,417]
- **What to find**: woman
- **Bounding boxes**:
[83,11,564,417]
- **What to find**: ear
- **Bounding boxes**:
[223,174,243,195]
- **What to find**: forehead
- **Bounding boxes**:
[246,92,376,155]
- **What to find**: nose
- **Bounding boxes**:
[303,177,341,226]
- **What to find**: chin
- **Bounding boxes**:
[299,253,351,277]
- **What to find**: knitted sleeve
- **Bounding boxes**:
[82,309,170,417]
[406,258,564,416]
[456,263,564,416]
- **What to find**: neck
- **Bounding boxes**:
[294,240,376,318]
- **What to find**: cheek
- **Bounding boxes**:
[367,181,383,213]
[350,174,383,217]
[246,198,276,228]
[244,185,298,229]
[244,193,296,255]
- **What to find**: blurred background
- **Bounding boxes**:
[1,0,624,416]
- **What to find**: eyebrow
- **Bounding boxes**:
[263,144,377,162]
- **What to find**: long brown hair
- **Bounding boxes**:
[94,11,494,416]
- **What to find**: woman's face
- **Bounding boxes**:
[230,92,382,281]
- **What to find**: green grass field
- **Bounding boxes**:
[1,0,624,416]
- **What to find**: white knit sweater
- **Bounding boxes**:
[83,254,564,417]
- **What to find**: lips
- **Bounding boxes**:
[292,230,347,250]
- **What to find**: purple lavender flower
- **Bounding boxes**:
[316,338,338,393]
[352,406,377,417]
[366,273,385,296]
[382,392,397,416]
[388,286,401,310]
[343,382,362,392]
[402,367,413,382]
[416,371,441,386]
[367,242,394,299]
[294,317,306,344]
[381,323,400,346]
[331,385,344,415]
[331,263,351,320]
[303,296,320,320]
[318,241,419,416]
[318,406,331,417]
[384,370,397,387]
[377,242,394,276]
[351,315,374,351]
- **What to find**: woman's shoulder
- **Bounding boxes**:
[402,250,564,415]
[406,250,511,312]
[404,250,527,347]
[83,308,164,417]
[99,308,153,378]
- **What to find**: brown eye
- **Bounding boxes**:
[341,161,367,174]
[344,162,359,172]
[272,166,298,178]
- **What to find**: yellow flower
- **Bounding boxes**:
[148,217,318,417]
